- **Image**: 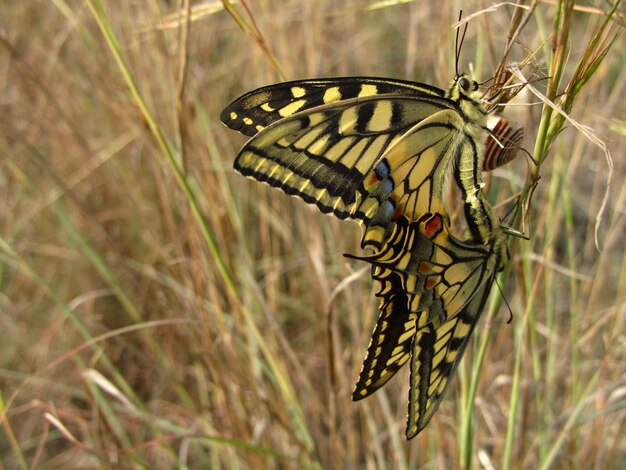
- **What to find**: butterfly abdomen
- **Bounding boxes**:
[484,115,524,171]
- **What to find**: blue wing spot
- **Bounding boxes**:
[375,159,390,179]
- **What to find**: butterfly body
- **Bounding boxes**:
[221,72,514,438]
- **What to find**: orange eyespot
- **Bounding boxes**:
[423,214,443,238]
[418,260,433,274]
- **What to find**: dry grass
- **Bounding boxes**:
[1,1,624,468]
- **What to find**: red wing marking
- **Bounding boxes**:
[424,214,443,238]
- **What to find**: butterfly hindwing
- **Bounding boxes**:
[351,214,497,319]
[407,276,494,438]
[350,214,499,438]
[352,269,414,399]
[355,109,469,251]
[233,94,455,223]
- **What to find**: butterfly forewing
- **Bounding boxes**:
[221,77,445,137]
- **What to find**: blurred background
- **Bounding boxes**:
[1,1,624,468]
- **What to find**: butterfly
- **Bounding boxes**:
[221,71,518,438]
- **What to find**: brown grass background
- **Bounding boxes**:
[1,1,624,468]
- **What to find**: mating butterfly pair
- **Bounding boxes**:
[221,72,522,438]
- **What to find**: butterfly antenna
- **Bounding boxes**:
[455,10,468,77]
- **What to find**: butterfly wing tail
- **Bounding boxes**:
[406,276,494,438]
